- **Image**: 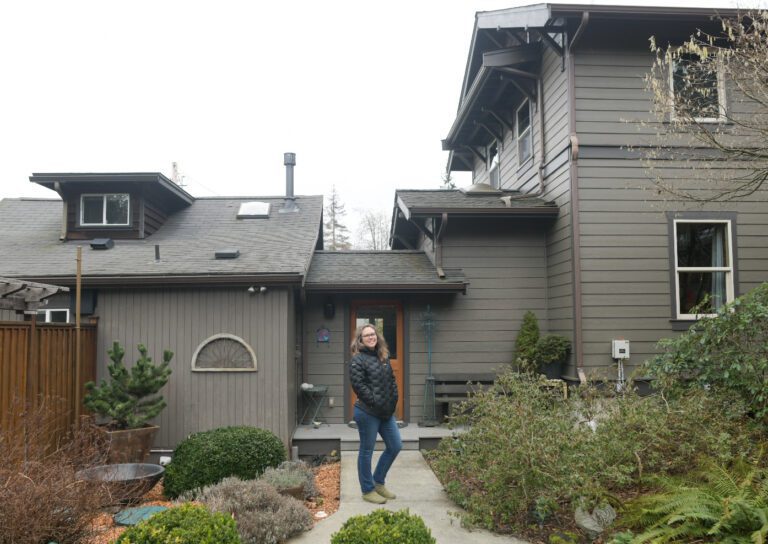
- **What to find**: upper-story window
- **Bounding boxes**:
[673,219,734,318]
[670,53,726,123]
[80,194,130,226]
[36,309,69,323]
[516,100,533,166]
[487,140,500,188]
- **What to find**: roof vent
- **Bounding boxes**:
[90,238,114,250]
[215,249,240,260]
[237,201,271,218]
[459,182,503,195]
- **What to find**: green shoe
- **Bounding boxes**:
[362,491,387,504]
[375,484,396,499]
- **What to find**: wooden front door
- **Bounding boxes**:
[349,300,404,421]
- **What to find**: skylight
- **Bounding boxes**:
[237,201,271,218]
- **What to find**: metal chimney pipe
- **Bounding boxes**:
[280,152,299,213]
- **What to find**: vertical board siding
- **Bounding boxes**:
[303,295,347,424]
[95,287,291,450]
[0,322,96,439]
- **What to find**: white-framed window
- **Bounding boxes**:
[80,194,130,226]
[669,53,726,123]
[673,219,734,318]
[487,140,500,188]
[516,100,533,166]
[36,309,70,323]
[191,333,257,372]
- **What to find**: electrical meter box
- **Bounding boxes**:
[611,339,630,359]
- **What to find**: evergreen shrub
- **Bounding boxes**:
[514,311,540,373]
[260,460,318,499]
[331,509,436,544]
[187,477,312,544]
[115,504,240,544]
[163,426,285,498]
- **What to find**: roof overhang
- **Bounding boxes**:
[304,282,467,294]
[396,195,558,220]
[8,273,303,289]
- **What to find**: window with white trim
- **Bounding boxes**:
[36,309,70,323]
[80,194,130,226]
[487,140,500,188]
[674,219,734,318]
[670,53,726,123]
[516,100,532,166]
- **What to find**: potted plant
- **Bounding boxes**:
[84,341,173,463]
[533,335,571,379]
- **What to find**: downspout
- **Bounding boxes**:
[568,12,589,382]
[54,181,67,241]
[434,213,448,278]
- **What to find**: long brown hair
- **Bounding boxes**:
[350,324,390,361]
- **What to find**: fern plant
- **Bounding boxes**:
[623,459,768,543]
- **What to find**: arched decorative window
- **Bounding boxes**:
[191,334,257,372]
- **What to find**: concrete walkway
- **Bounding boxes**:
[288,450,529,544]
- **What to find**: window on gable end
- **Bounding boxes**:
[487,140,500,188]
[81,194,130,226]
[673,219,735,319]
[670,53,726,123]
[516,100,533,166]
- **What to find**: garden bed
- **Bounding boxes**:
[84,462,341,543]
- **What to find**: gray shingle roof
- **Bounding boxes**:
[396,189,557,215]
[305,251,466,292]
[0,196,322,283]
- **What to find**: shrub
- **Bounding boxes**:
[116,503,240,544]
[164,426,286,498]
[621,459,768,543]
[260,460,319,499]
[84,341,173,429]
[331,509,436,544]
[645,282,768,422]
[187,477,312,544]
[429,369,764,533]
[515,310,540,372]
[0,401,111,544]
[534,335,571,367]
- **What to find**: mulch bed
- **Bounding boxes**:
[84,462,341,543]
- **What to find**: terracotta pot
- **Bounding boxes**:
[103,425,159,464]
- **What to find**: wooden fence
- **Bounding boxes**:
[0,320,97,434]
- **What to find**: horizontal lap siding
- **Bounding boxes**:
[577,158,768,375]
[96,287,291,450]
[406,220,548,421]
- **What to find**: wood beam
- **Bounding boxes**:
[482,108,514,132]
[475,121,503,142]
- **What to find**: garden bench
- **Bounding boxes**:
[432,373,497,419]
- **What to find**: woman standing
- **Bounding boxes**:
[349,324,402,504]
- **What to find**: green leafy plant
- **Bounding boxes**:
[84,341,173,429]
[163,426,286,499]
[535,335,571,367]
[184,477,312,544]
[645,282,768,422]
[260,460,318,499]
[515,311,540,373]
[622,459,768,543]
[331,509,436,544]
[115,504,240,544]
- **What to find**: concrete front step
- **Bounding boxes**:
[340,438,420,451]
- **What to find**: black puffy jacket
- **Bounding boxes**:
[349,348,398,419]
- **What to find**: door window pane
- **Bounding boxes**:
[355,304,397,358]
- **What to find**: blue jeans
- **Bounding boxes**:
[353,405,402,494]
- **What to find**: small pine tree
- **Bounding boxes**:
[515,311,540,374]
[84,342,173,429]
[324,185,352,250]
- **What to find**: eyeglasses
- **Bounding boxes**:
[362,333,377,339]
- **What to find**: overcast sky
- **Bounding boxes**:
[0,0,745,237]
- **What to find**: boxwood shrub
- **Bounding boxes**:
[164,426,286,498]
[331,509,435,544]
[115,504,240,543]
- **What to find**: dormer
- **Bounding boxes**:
[30,172,194,241]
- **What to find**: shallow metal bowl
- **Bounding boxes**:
[76,463,164,504]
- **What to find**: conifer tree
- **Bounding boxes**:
[324,185,352,250]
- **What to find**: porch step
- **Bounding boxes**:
[340,438,420,452]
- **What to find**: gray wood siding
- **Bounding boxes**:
[95,287,293,450]
[407,219,548,421]
[577,157,768,375]
[303,294,347,424]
